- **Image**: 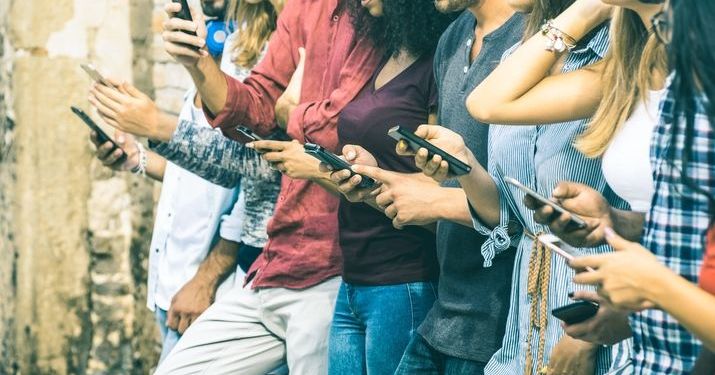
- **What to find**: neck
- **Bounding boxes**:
[468,0,515,33]
[632,4,662,29]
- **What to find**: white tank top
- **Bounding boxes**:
[601,89,665,212]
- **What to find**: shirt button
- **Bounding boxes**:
[466,38,473,46]
[155,248,159,253]
[463,66,468,74]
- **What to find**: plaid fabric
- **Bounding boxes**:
[633,82,715,373]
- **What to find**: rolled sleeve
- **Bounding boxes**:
[219,185,246,243]
[469,176,522,268]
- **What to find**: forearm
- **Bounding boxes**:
[457,153,501,228]
[432,188,474,228]
[187,56,228,117]
[144,150,167,181]
[651,271,715,351]
[610,209,646,242]
[151,112,181,143]
[193,238,240,290]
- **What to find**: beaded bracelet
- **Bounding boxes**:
[540,20,577,53]
[131,142,147,178]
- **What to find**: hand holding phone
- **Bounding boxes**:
[388,125,471,176]
[71,106,127,164]
[304,143,376,189]
[504,176,588,230]
[172,0,197,36]
[81,64,116,88]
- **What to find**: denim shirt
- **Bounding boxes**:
[472,25,634,374]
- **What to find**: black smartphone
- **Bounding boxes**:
[71,106,127,164]
[304,143,376,189]
[551,300,599,325]
[387,125,472,176]
[504,176,588,230]
[172,0,197,36]
[236,126,265,143]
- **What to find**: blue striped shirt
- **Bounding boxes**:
[631,78,714,373]
[472,25,633,374]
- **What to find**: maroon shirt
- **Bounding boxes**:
[337,53,439,285]
[207,0,381,289]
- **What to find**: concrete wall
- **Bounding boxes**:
[0,0,191,373]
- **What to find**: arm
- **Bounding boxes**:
[151,119,277,188]
[167,238,239,334]
[90,130,167,181]
[466,0,611,125]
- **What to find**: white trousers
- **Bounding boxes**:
[154,277,341,375]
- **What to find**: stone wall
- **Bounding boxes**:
[0,0,191,374]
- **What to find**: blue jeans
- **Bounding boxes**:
[155,307,181,364]
[328,281,437,375]
[394,333,486,375]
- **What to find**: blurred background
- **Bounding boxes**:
[0,1,194,373]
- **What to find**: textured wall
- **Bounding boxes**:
[0,0,191,373]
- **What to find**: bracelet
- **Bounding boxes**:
[131,142,147,178]
[540,20,577,53]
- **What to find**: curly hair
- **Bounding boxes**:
[348,0,457,58]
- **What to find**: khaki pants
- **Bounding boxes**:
[154,277,341,375]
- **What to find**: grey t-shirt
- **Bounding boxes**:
[417,11,525,362]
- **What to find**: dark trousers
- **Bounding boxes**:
[237,243,263,273]
[394,333,486,375]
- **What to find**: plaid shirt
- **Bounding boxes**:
[633,81,715,373]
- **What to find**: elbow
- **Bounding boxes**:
[465,90,497,124]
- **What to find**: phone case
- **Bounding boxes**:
[387,125,471,176]
[172,0,197,36]
[304,143,376,189]
[551,300,599,325]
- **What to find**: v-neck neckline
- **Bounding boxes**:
[372,54,422,94]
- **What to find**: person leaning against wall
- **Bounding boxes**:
[87,0,254,367]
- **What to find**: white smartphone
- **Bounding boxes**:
[80,63,115,88]
[504,176,588,230]
[537,233,594,272]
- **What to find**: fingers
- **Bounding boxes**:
[102,148,126,167]
[342,144,362,163]
[421,153,443,176]
[262,151,284,163]
[330,169,353,185]
[337,175,364,196]
[603,227,631,251]
[552,181,584,200]
[352,164,392,184]
[95,141,116,160]
[164,1,181,16]
[121,82,144,98]
[88,92,118,120]
[572,268,605,285]
[395,140,414,156]
[166,308,180,331]
[384,204,397,219]
[248,140,288,152]
[177,314,190,335]
[375,191,394,210]
[569,254,606,272]
[570,289,601,303]
[163,16,201,39]
[90,131,101,147]
[94,83,129,105]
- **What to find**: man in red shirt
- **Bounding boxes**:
[152,1,381,374]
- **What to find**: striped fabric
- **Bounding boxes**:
[472,25,633,375]
[631,79,714,373]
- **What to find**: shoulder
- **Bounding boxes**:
[436,11,474,58]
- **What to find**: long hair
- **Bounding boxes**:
[227,0,279,69]
[523,0,575,39]
[348,0,456,58]
[576,8,667,157]
[667,0,715,213]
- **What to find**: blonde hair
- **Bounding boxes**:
[226,0,280,69]
[576,8,668,157]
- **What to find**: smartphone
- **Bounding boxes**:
[552,300,600,325]
[504,176,588,230]
[172,0,197,36]
[304,143,376,189]
[71,106,127,163]
[80,63,114,88]
[236,126,265,142]
[387,125,472,176]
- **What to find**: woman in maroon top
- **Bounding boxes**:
[320,0,454,374]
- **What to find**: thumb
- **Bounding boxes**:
[604,227,630,252]
[114,129,126,144]
[121,82,143,98]
[352,164,393,184]
[342,144,363,162]
[552,181,583,200]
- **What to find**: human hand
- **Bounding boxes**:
[162,1,209,66]
[570,228,663,311]
[275,47,306,128]
[525,182,613,247]
[167,275,216,334]
[324,144,380,202]
[89,81,173,141]
[352,164,442,229]
[546,335,597,375]
[89,129,139,172]
[250,140,322,180]
[562,290,632,345]
[396,125,472,183]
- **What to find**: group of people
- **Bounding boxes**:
[83,0,715,374]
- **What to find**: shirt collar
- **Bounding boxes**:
[571,22,610,59]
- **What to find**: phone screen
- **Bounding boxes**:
[80,64,115,88]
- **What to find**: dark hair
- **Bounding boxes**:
[667,0,715,217]
[348,0,457,58]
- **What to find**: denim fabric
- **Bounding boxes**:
[394,333,486,375]
[155,307,181,364]
[328,281,437,375]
